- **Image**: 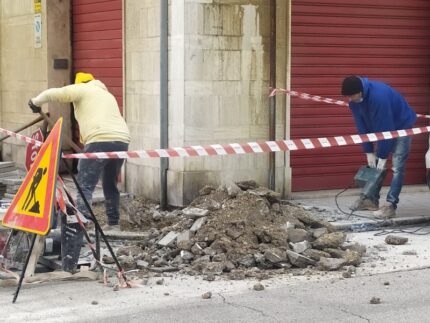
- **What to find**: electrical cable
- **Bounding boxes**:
[373,225,430,236]
[335,184,430,236]
[334,184,381,222]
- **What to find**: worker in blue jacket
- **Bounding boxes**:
[341,76,416,219]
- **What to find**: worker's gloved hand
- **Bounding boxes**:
[366,153,377,168]
[28,99,41,113]
[376,158,387,170]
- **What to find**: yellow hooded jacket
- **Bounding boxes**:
[32,80,130,145]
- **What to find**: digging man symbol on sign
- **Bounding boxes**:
[22,167,47,214]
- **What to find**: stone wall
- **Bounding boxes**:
[0,0,290,205]
[0,0,72,165]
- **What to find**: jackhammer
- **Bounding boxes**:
[351,165,387,210]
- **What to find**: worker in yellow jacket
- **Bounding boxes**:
[29,72,130,233]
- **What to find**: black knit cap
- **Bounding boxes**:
[341,76,363,96]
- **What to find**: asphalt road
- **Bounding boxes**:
[2,227,430,323]
[91,268,430,323]
[1,266,430,323]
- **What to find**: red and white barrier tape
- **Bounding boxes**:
[0,128,43,147]
[1,96,429,160]
[61,126,430,159]
[269,88,430,119]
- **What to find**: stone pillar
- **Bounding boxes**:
[125,0,289,205]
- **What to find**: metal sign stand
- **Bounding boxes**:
[2,168,131,303]
[1,114,128,303]
[62,161,129,286]
[12,234,36,303]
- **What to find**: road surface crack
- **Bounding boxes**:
[217,293,281,322]
[340,308,370,322]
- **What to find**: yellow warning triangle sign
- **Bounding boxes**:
[2,118,63,235]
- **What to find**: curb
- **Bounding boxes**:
[333,215,430,232]
[88,230,149,241]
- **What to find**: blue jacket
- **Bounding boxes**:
[349,77,416,159]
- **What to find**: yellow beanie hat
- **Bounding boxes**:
[75,72,95,84]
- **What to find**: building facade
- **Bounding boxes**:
[0,0,428,205]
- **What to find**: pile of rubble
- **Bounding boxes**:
[103,180,365,280]
[0,162,26,217]
[0,162,25,198]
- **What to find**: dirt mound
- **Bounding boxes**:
[103,181,364,279]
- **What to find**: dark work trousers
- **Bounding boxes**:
[61,210,84,273]
[76,141,129,225]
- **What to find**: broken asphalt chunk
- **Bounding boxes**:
[385,235,408,245]
[182,207,209,219]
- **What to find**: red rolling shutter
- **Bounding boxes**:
[72,0,123,110]
[291,0,430,191]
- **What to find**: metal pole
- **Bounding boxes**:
[12,234,37,303]
[62,161,129,286]
[160,0,169,209]
[1,229,15,258]
[269,0,277,190]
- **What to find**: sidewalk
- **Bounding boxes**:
[291,184,430,231]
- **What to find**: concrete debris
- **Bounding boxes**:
[311,228,328,239]
[90,181,366,281]
[287,228,311,243]
[190,217,206,233]
[156,278,164,285]
[317,257,346,271]
[116,245,143,257]
[150,267,178,273]
[290,241,312,254]
[302,249,331,262]
[286,250,316,268]
[182,207,209,219]
[343,250,362,266]
[264,249,287,264]
[177,230,192,245]
[253,283,265,291]
[385,235,408,245]
[312,232,346,250]
[0,162,26,206]
[341,242,367,256]
[370,297,381,304]
[235,180,258,191]
[201,291,212,299]
[136,260,150,269]
[247,187,281,204]
[342,272,352,278]
[226,183,241,198]
[157,231,179,247]
[282,221,295,230]
[324,248,346,259]
[117,255,136,271]
[198,185,215,196]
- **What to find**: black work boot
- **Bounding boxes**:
[350,196,379,211]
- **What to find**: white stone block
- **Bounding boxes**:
[158,231,179,247]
